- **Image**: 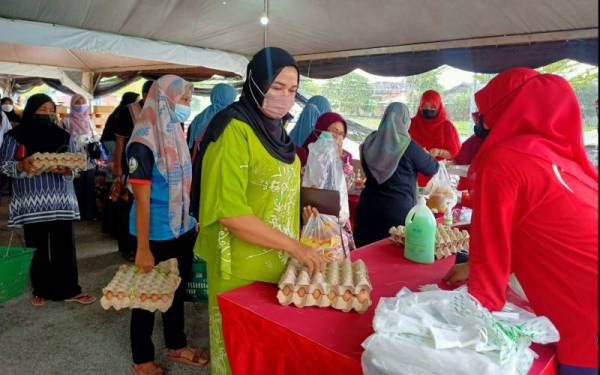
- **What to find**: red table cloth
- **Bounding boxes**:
[218,240,556,375]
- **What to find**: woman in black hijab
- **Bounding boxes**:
[193,47,324,374]
[0,94,95,306]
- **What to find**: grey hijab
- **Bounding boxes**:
[361,102,412,184]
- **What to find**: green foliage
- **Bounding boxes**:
[320,72,377,116]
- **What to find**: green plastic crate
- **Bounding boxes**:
[0,246,35,303]
[185,256,208,302]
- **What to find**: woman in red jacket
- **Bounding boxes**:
[444,68,598,375]
[409,90,461,186]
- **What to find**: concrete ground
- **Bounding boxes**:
[0,202,211,375]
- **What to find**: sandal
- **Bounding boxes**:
[167,347,209,368]
[31,295,45,307]
[64,293,97,305]
[130,363,165,375]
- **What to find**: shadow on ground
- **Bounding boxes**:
[0,202,210,375]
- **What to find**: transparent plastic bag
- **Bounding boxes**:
[425,161,456,214]
[302,133,349,222]
[300,214,347,262]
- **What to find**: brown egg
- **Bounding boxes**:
[151,294,159,302]
[328,291,336,301]
[161,294,170,303]
[357,289,369,304]
[140,293,147,302]
[297,288,307,297]
[283,286,292,296]
[104,291,113,300]
[312,290,322,299]
[343,290,353,302]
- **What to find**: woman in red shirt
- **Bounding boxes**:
[445,68,598,375]
[409,90,461,186]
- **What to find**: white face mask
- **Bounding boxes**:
[2,104,13,112]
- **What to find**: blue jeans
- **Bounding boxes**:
[558,364,599,375]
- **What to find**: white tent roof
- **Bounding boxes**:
[0,0,596,58]
[0,61,90,98]
[0,17,248,76]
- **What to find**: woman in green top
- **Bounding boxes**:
[192,47,325,374]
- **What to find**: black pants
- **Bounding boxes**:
[130,229,196,364]
[23,220,82,300]
[116,195,136,257]
[74,169,97,220]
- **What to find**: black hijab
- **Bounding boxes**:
[190,47,299,219]
[6,94,70,155]
[101,92,139,142]
[1,97,22,123]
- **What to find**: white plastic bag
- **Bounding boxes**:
[302,133,350,222]
[362,286,559,375]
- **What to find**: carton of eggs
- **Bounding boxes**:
[389,224,470,259]
[276,258,372,313]
[100,258,181,313]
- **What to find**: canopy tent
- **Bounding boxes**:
[0,61,91,98]
[0,15,248,97]
[0,0,596,80]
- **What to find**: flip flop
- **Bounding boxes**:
[130,364,165,375]
[167,347,209,368]
[31,295,45,307]
[64,293,97,305]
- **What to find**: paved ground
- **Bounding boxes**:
[0,202,211,375]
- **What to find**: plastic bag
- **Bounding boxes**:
[300,214,347,262]
[302,133,350,222]
[361,286,559,375]
[425,161,456,214]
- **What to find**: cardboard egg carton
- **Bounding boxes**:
[100,258,181,313]
[276,258,372,313]
[389,224,470,260]
[30,152,87,173]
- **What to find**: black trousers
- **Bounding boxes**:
[130,229,195,364]
[116,195,136,257]
[23,220,82,300]
[74,169,97,221]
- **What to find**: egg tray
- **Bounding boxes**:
[100,258,182,313]
[276,258,372,314]
[30,152,87,173]
[389,224,470,259]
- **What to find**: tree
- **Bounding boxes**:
[321,72,376,116]
[405,67,444,110]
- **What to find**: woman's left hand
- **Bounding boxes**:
[302,205,319,225]
[443,263,470,285]
[430,148,452,160]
